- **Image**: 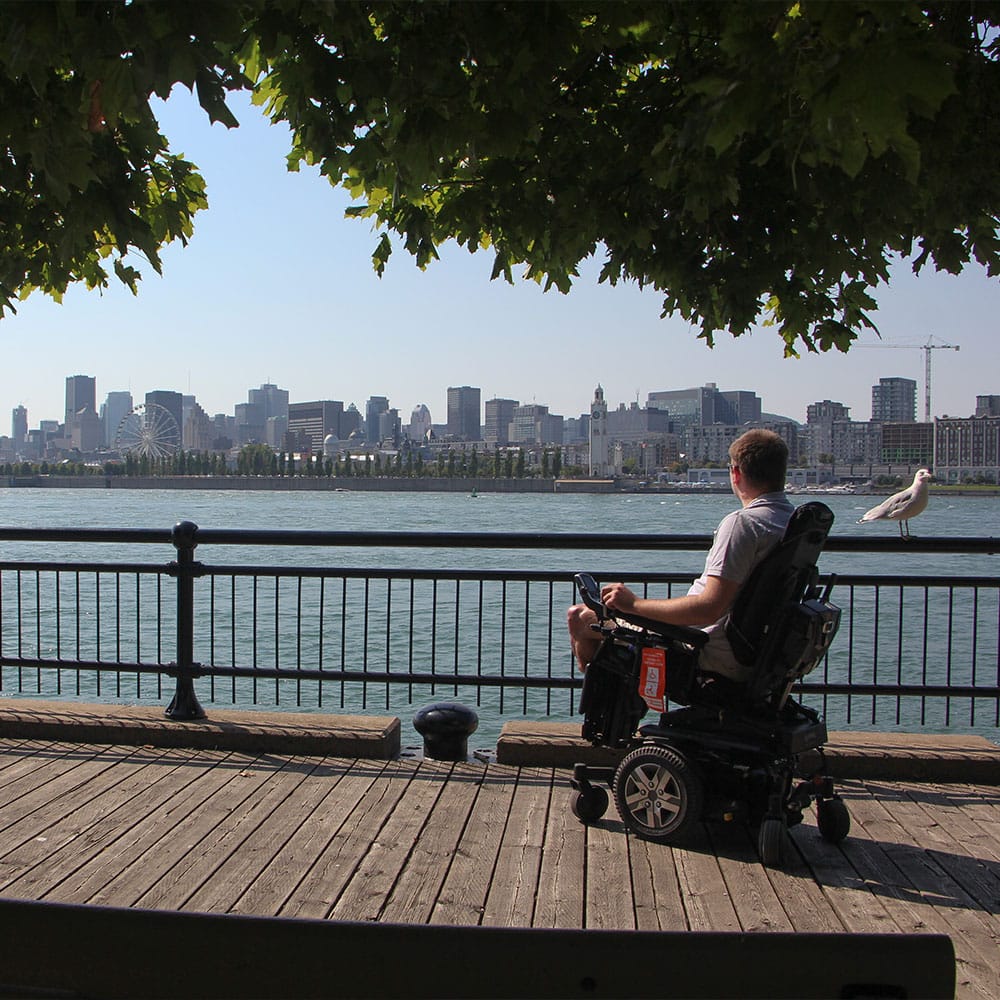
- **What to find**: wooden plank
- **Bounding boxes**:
[43,750,256,905]
[480,766,551,928]
[584,817,635,931]
[182,755,340,914]
[0,746,185,895]
[627,838,688,931]
[705,821,795,933]
[378,760,485,924]
[0,744,108,821]
[329,758,453,922]
[532,777,588,929]
[429,764,518,927]
[672,828,741,932]
[767,819,847,934]
[230,758,388,917]
[848,781,1000,1000]
[279,757,416,920]
[132,759,314,912]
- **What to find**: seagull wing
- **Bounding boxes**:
[859,487,913,523]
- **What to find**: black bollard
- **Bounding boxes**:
[413,702,479,761]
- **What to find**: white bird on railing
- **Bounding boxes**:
[857,468,933,538]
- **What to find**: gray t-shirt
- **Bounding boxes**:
[688,492,795,680]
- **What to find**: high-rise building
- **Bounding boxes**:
[409,403,433,443]
[871,377,917,423]
[365,396,389,444]
[288,400,344,453]
[145,390,184,444]
[65,375,96,430]
[101,391,132,449]
[446,386,481,441]
[484,398,518,446]
[11,405,27,452]
[509,404,563,446]
[975,395,1000,418]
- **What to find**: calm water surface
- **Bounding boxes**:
[1,486,998,748]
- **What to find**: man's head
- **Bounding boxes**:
[729,429,788,495]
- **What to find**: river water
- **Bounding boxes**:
[1,486,998,749]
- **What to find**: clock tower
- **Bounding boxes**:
[589,384,609,477]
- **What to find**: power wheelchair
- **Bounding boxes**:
[569,501,848,867]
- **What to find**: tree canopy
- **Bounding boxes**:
[3,1,999,353]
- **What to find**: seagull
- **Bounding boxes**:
[858,468,933,538]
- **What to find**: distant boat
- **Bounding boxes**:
[470,488,479,498]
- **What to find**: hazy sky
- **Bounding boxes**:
[3,88,998,432]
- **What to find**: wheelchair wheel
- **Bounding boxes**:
[571,785,609,824]
[758,816,786,867]
[816,796,851,843]
[612,745,703,843]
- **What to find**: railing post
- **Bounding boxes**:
[165,520,206,721]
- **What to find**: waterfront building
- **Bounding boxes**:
[686,420,799,466]
[101,391,132,450]
[70,405,102,453]
[409,403,433,443]
[647,383,762,433]
[446,386,481,441]
[975,395,1000,418]
[248,383,289,447]
[563,413,589,445]
[144,390,184,444]
[378,407,402,447]
[11,405,27,454]
[365,396,389,444]
[934,414,1000,483]
[184,400,215,452]
[589,385,610,476]
[288,400,345,454]
[510,404,563,446]
[64,375,96,430]
[606,401,672,444]
[484,397,518,446]
[341,404,362,439]
[872,377,917,423]
[880,422,933,466]
[234,402,265,445]
[805,400,851,462]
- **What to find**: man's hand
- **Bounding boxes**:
[600,582,637,613]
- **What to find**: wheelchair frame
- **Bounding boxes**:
[568,502,848,867]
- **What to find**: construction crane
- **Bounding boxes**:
[859,335,960,421]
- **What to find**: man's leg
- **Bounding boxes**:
[567,604,601,672]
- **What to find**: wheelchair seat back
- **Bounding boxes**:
[724,501,840,711]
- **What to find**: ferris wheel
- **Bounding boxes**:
[114,403,181,459]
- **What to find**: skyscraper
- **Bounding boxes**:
[365,396,389,444]
[65,375,96,430]
[484,398,518,446]
[871,377,917,423]
[446,386,481,440]
[11,405,27,454]
[101,391,133,449]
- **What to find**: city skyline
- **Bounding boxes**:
[9,368,982,448]
[2,88,998,434]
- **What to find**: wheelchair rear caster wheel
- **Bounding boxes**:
[758,816,787,867]
[571,785,609,823]
[613,745,704,843]
[816,796,851,843]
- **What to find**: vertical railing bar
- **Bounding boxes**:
[274,575,281,704]
[870,585,879,725]
[430,579,438,698]
[230,575,237,702]
[208,574,217,701]
[340,578,347,708]
[522,580,530,714]
[317,576,326,709]
[499,580,507,716]
[452,578,461,698]
[945,586,955,727]
[476,580,485,708]
[407,579,415,704]
[74,571,83,694]
[970,586,979,727]
[895,585,903,725]
[546,582,555,718]
[385,578,393,710]
[920,586,930,726]
[252,575,259,705]
[362,578,371,710]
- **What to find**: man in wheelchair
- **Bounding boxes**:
[568,428,793,687]
[565,429,848,866]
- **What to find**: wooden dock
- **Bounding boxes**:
[0,732,997,998]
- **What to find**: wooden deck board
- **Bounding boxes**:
[0,739,997,999]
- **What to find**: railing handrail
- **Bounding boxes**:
[0,525,996,555]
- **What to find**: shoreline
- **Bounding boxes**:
[4,474,998,497]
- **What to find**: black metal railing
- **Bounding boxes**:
[0,523,997,741]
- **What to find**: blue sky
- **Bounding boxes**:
[3,88,998,432]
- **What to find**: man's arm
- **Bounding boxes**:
[600,576,741,628]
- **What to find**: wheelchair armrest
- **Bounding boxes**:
[611,612,710,649]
